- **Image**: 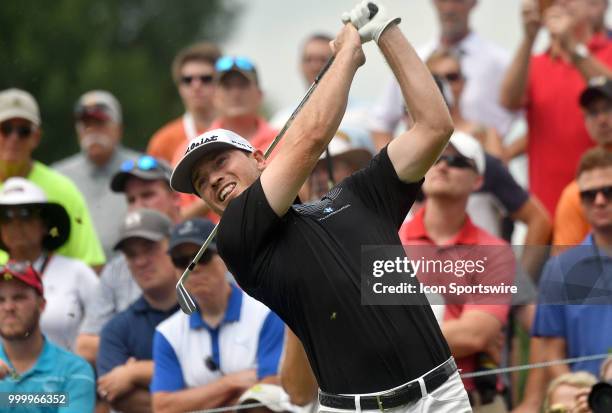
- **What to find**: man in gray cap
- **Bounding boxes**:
[53,90,141,258]
[76,156,180,369]
[96,208,179,413]
[0,88,105,268]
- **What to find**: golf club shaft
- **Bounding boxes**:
[177,55,336,288]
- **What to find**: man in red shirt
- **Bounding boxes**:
[500,0,612,216]
[400,132,514,412]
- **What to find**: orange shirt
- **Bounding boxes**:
[208,117,278,155]
[553,180,590,248]
[147,113,210,164]
[147,117,187,164]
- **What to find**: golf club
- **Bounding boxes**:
[325,146,336,190]
[176,3,379,314]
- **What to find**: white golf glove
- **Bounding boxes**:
[341,1,401,44]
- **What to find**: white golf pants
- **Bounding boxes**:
[318,361,472,413]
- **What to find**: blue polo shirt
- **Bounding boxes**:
[533,235,612,375]
[97,295,180,376]
[0,337,95,412]
[151,284,285,392]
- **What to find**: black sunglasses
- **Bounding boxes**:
[0,123,34,139]
[579,185,612,204]
[180,74,214,86]
[0,207,41,222]
[438,72,462,83]
[435,154,476,171]
[171,249,214,269]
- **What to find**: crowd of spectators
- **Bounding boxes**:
[0,1,612,412]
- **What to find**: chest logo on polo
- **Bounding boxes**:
[292,187,350,220]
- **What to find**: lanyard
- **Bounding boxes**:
[33,253,52,275]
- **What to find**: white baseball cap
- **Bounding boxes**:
[0,89,41,126]
[447,131,486,175]
[170,128,255,194]
[0,178,71,251]
[316,129,373,171]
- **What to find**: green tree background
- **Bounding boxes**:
[0,0,240,164]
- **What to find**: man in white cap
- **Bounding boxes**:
[54,90,141,258]
[0,88,105,269]
[170,3,470,412]
[399,131,514,412]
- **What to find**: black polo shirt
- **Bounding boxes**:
[218,147,450,394]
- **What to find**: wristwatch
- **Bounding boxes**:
[572,43,590,61]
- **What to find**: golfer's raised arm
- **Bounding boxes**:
[381,26,454,183]
[260,24,364,217]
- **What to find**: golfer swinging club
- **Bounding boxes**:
[171,2,471,411]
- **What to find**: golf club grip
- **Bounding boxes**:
[368,3,379,18]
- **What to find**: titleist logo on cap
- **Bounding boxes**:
[185,135,219,155]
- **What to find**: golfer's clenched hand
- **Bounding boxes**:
[329,24,365,69]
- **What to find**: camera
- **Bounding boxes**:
[588,381,612,413]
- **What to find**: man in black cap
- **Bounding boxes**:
[151,218,285,413]
[96,208,179,413]
[555,76,612,247]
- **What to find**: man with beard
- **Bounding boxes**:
[54,90,141,258]
[0,261,95,412]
